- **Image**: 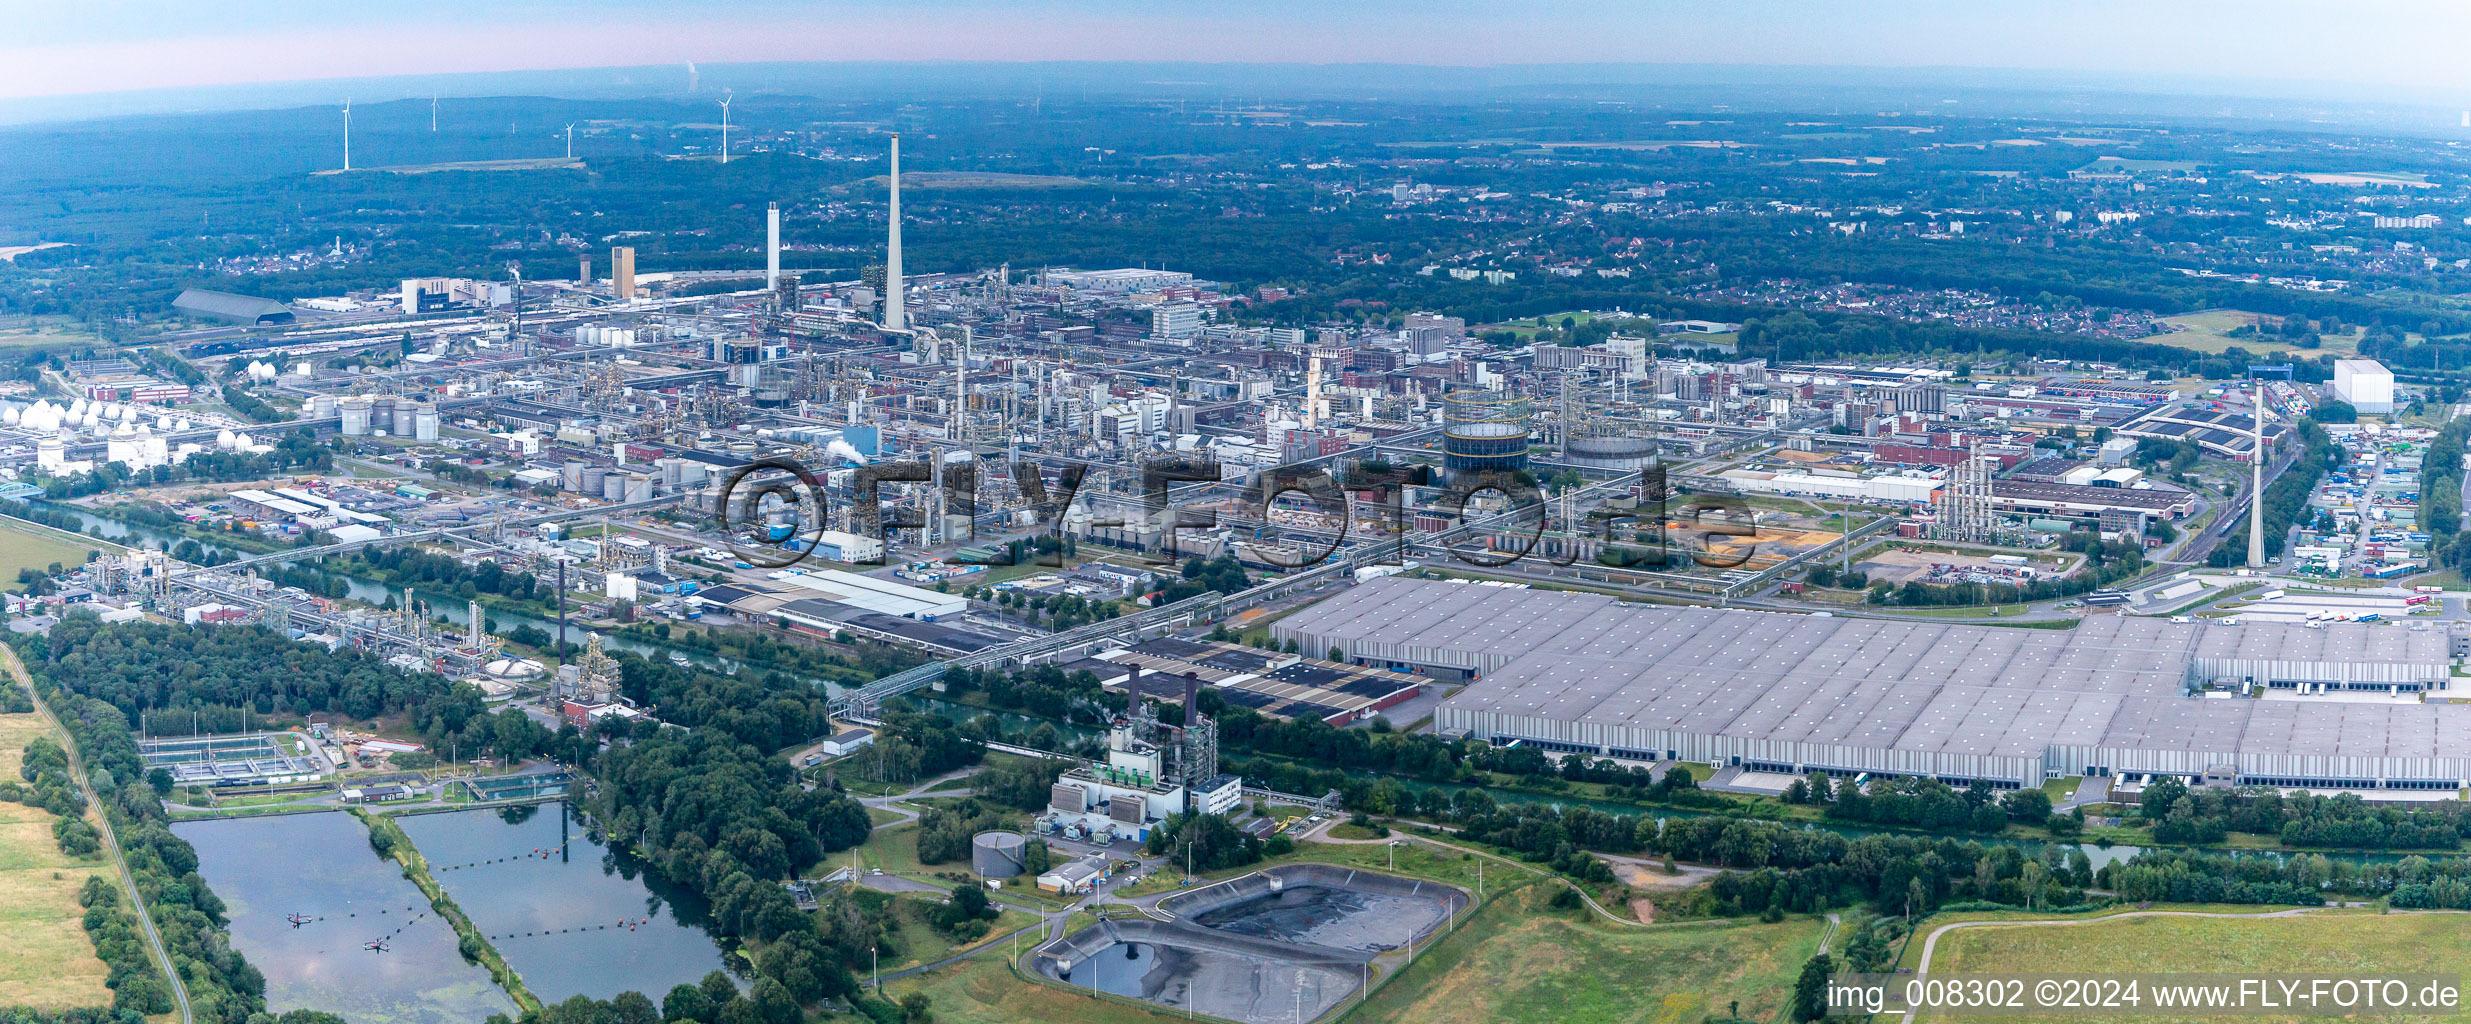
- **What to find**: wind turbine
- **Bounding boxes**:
[342,99,352,171]
[718,92,733,164]
[565,124,575,159]
[430,94,438,132]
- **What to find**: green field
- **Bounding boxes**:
[0,315,114,357]
[1476,310,1615,337]
[1355,885,1825,1024]
[0,713,115,1012]
[2155,310,2361,357]
[0,519,105,589]
[1918,909,2471,1024]
[854,889,1044,972]
[848,823,938,881]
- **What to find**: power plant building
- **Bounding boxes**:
[1274,578,2461,790]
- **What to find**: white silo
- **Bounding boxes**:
[311,395,336,420]
[338,397,373,436]
[413,401,439,442]
[390,399,415,436]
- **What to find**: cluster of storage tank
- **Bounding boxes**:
[4,398,193,436]
[555,457,706,501]
[557,459,658,501]
[577,325,640,347]
[334,395,439,441]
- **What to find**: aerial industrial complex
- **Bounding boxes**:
[1276,577,2463,791]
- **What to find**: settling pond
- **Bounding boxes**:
[176,811,514,1024]
[1039,865,1465,1024]
[397,803,733,1003]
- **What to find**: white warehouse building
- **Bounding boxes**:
[1715,468,1942,504]
[2332,359,2397,415]
[1274,578,2460,791]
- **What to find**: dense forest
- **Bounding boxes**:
[2133,775,2471,851]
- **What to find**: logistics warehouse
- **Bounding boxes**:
[1272,578,2462,790]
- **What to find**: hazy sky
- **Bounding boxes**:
[8,0,2471,102]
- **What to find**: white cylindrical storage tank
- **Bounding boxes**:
[338,397,372,436]
[413,401,439,442]
[391,402,416,436]
[371,395,396,428]
[578,465,605,493]
[564,461,587,491]
[624,473,653,501]
[971,831,1027,877]
[310,395,336,420]
[601,473,627,502]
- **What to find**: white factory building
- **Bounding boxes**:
[1716,467,1943,503]
[1274,578,2462,791]
[2332,359,2397,415]
[769,568,966,620]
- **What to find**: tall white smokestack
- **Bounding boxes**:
[884,133,905,331]
[766,202,780,290]
[2248,377,2268,568]
[1304,356,1323,429]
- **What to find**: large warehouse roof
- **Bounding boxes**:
[172,288,295,325]
[1274,577,2461,787]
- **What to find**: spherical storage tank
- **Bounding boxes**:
[1442,390,1532,474]
[972,831,1027,877]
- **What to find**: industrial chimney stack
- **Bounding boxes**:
[765,202,780,291]
[2247,378,2268,568]
[883,134,905,331]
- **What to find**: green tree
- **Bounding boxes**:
[1792,953,1836,1021]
